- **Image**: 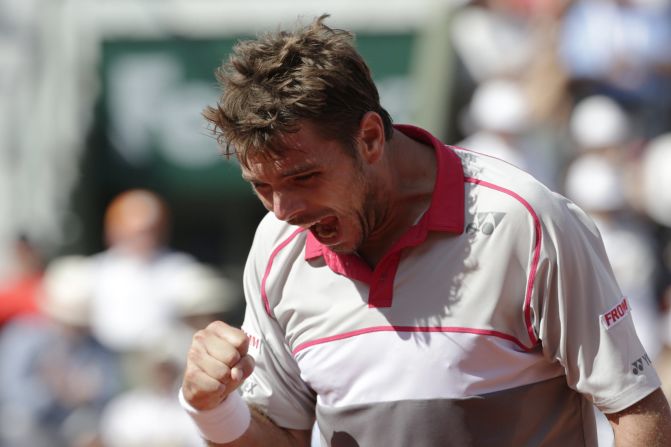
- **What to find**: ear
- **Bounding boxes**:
[356,112,386,164]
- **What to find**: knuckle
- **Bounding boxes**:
[182,367,202,385]
[192,330,207,344]
[183,365,227,393]
[208,320,228,332]
[220,349,242,366]
[213,364,231,382]
[186,348,204,365]
[229,330,248,348]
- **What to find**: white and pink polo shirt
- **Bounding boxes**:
[239,125,659,446]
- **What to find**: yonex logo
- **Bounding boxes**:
[466,212,506,236]
[632,353,651,375]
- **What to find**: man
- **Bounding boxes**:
[90,189,198,353]
[180,15,671,446]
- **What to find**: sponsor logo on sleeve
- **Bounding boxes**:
[241,327,262,355]
[631,353,652,375]
[600,297,630,330]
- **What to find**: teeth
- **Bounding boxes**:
[312,216,338,240]
[316,225,337,238]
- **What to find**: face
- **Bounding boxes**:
[241,122,374,253]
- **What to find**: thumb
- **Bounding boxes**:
[230,354,255,385]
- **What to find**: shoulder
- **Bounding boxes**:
[452,146,590,230]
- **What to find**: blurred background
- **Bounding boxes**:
[0,0,670,446]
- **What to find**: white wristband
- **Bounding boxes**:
[179,388,251,444]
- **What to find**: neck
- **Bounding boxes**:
[357,129,436,267]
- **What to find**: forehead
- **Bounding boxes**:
[241,122,350,180]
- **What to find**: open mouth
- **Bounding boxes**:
[310,216,339,243]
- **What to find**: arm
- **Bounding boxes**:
[205,408,311,447]
[181,321,311,447]
[607,388,671,447]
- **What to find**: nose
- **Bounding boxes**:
[272,190,306,223]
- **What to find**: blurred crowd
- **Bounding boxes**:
[0,190,243,447]
[451,0,671,339]
[1,0,671,446]
[450,0,671,444]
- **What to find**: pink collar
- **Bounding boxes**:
[305,124,464,261]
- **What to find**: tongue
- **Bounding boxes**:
[315,216,338,239]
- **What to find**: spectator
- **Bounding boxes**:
[0,256,122,447]
[569,95,634,159]
[172,262,244,333]
[459,78,557,188]
[99,262,241,447]
[89,189,198,354]
[99,339,204,447]
[170,262,245,363]
[0,235,44,327]
[559,0,671,136]
[639,133,671,402]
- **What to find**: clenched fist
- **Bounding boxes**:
[181,321,256,411]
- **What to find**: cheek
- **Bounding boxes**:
[330,188,359,213]
[344,177,367,208]
[335,190,367,221]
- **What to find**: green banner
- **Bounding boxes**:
[96,33,415,198]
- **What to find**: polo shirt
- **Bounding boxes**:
[239,125,660,446]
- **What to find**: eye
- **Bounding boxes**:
[251,182,271,194]
[293,172,318,183]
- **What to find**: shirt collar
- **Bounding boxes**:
[305,124,464,260]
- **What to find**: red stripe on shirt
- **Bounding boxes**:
[292,325,533,356]
[464,177,542,347]
[261,227,306,316]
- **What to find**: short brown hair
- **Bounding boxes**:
[203,14,393,166]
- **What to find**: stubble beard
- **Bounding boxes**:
[337,176,376,255]
[332,151,377,254]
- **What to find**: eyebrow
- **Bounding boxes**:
[280,162,319,178]
[241,162,319,183]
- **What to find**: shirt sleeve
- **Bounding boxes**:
[534,197,661,413]
[238,216,316,430]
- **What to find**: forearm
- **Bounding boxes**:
[608,388,671,447]
[205,406,311,447]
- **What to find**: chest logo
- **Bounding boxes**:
[466,212,506,236]
[600,297,630,330]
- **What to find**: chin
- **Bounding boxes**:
[329,235,362,255]
[330,244,357,254]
